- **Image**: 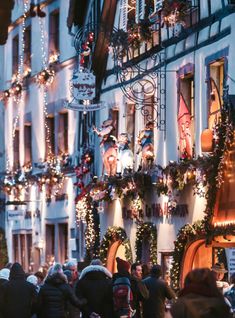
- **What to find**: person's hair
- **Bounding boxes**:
[90,259,103,266]
[150,264,162,278]
[183,268,221,297]
[34,271,44,281]
[131,262,141,272]
[142,264,150,278]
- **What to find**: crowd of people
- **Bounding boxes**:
[0,259,234,318]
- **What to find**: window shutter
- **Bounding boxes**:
[120,0,128,31]
[155,0,163,11]
[136,0,145,23]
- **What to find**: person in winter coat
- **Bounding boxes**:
[64,269,80,318]
[170,268,232,318]
[0,262,38,318]
[130,262,149,318]
[0,268,10,289]
[37,263,86,318]
[142,264,176,318]
[113,258,149,318]
[75,259,113,318]
[0,268,10,318]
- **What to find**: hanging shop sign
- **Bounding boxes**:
[72,70,96,101]
[7,209,25,221]
[65,100,103,112]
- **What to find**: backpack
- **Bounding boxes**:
[225,287,235,312]
[113,276,135,318]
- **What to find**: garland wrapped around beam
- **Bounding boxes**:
[135,222,158,264]
[99,226,133,264]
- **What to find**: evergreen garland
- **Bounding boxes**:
[99,226,133,264]
[0,228,8,267]
[135,222,157,264]
[170,105,235,290]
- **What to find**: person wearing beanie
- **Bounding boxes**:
[142,264,175,318]
[0,268,10,318]
[0,262,38,318]
[112,258,149,318]
[0,268,10,281]
[37,262,87,318]
[116,257,131,273]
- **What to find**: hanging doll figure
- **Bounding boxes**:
[117,133,134,175]
[93,119,117,176]
[137,121,154,171]
[29,0,46,18]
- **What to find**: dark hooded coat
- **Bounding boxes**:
[0,262,38,318]
[75,265,113,318]
[38,272,85,318]
[170,283,231,318]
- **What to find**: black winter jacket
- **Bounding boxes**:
[0,263,38,318]
[38,272,86,318]
[75,265,113,318]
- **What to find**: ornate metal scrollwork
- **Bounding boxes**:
[111,30,166,131]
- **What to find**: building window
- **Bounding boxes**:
[24,26,31,73]
[49,10,59,56]
[126,103,135,151]
[46,224,55,265]
[58,223,68,262]
[24,124,32,165]
[45,116,55,158]
[144,0,155,18]
[144,95,154,126]
[178,74,194,159]
[13,129,20,170]
[46,223,68,265]
[208,59,224,129]
[128,0,136,24]
[110,108,119,138]
[58,112,68,154]
[12,34,19,75]
[13,233,32,271]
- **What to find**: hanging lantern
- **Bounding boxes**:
[201,129,213,152]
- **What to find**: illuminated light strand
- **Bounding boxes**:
[5,0,29,176]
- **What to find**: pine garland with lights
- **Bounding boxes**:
[135,222,157,264]
[170,105,234,290]
[99,226,133,264]
[0,228,8,267]
[170,220,205,290]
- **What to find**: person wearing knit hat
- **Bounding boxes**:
[112,259,149,318]
[0,262,38,318]
[116,257,131,273]
[0,268,10,281]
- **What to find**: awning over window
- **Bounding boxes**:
[0,0,15,45]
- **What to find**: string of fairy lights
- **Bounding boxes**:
[5,0,29,177]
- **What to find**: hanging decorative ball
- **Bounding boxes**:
[88,32,94,43]
[201,129,213,152]
[13,83,22,95]
[36,68,55,86]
